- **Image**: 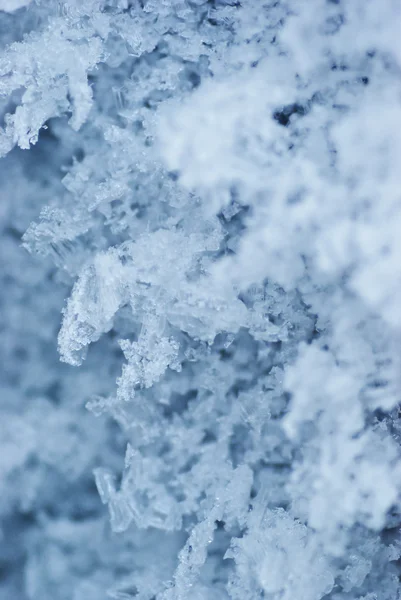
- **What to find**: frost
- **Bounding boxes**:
[227,500,334,600]
[0,6,104,154]
[1,1,401,600]
[59,249,127,365]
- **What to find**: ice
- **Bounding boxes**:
[0,1,400,599]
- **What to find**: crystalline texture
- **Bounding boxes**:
[0,1,400,600]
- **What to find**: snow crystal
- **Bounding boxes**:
[0,1,400,599]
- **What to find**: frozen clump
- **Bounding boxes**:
[227,500,335,600]
[59,250,127,365]
[0,12,104,154]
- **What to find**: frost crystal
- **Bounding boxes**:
[0,1,401,599]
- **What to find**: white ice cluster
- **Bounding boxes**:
[0,1,400,599]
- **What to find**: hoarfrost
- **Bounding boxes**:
[0,1,400,599]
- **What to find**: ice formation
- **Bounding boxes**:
[0,1,400,599]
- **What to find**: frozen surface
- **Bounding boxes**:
[0,1,400,599]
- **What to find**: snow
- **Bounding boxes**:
[0,1,400,599]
